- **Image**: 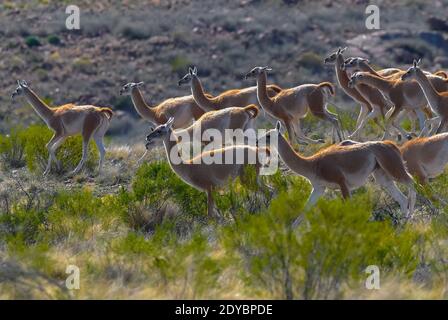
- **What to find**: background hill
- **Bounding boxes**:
[2,0,448,141]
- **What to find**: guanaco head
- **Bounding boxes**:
[244,66,272,79]
[11,80,28,99]
[178,67,197,86]
[348,72,367,88]
[145,117,174,149]
[119,82,144,95]
[341,57,370,72]
[323,47,347,67]
[401,59,422,81]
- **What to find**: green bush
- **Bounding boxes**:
[24,36,41,47]
[47,35,61,45]
[132,162,206,216]
[120,25,150,40]
[297,51,323,72]
[1,125,98,174]
[222,181,424,299]
[111,226,222,298]
[170,56,192,76]
[0,127,27,168]
[0,208,46,245]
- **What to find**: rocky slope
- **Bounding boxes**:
[0,0,447,141]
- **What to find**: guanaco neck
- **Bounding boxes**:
[414,70,442,112]
[256,72,275,112]
[130,87,161,124]
[358,74,393,93]
[162,131,189,173]
[275,133,313,179]
[22,87,54,122]
[335,55,350,87]
[191,76,218,112]
[358,62,382,77]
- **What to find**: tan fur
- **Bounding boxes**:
[147,121,269,217]
[435,70,448,79]
[175,104,259,154]
[18,85,112,175]
[252,69,343,144]
[347,59,448,138]
[401,64,448,135]
[325,50,393,139]
[270,128,415,217]
[349,71,448,139]
[127,86,206,129]
[400,133,448,184]
[189,74,281,113]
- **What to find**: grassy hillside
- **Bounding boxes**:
[1,0,448,299]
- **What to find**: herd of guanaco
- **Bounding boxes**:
[11,47,448,221]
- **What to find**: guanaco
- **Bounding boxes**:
[244,66,344,144]
[145,118,269,218]
[262,121,416,217]
[119,81,205,129]
[12,80,113,175]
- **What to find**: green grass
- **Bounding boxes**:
[1,156,447,299]
[0,125,98,174]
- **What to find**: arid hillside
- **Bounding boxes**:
[1,0,448,141]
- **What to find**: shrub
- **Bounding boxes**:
[24,36,41,47]
[132,162,206,216]
[73,57,95,75]
[121,25,150,40]
[47,35,61,45]
[0,208,46,245]
[296,51,323,72]
[170,56,192,76]
[112,96,134,112]
[222,182,423,299]
[20,125,98,174]
[44,189,123,243]
[111,226,222,298]
[0,127,27,168]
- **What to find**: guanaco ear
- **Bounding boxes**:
[337,47,342,54]
[417,58,422,66]
[413,59,418,67]
[341,47,347,53]
[136,81,144,87]
[275,121,282,131]
[188,67,193,75]
[192,66,197,75]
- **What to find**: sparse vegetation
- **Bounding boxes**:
[24,36,41,48]
[1,160,447,299]
[47,35,61,46]
[0,125,98,174]
[1,0,448,300]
